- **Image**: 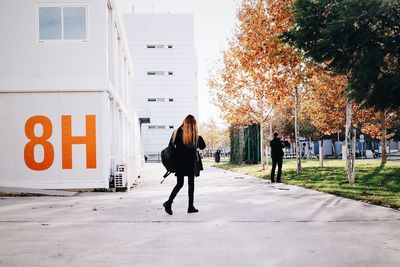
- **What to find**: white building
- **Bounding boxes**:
[123,12,198,160]
[0,0,142,189]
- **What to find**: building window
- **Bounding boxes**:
[169,98,174,102]
[147,44,165,48]
[167,45,173,48]
[169,126,174,129]
[63,7,87,40]
[168,72,174,75]
[148,125,166,129]
[39,7,62,40]
[38,5,87,42]
[147,98,165,102]
[147,71,165,76]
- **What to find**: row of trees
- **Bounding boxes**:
[209,0,400,184]
[198,119,229,156]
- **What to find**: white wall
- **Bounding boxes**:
[123,13,198,156]
[0,0,142,189]
[0,92,109,188]
[0,0,109,92]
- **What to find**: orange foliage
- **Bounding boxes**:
[208,0,399,142]
[209,0,312,126]
[305,69,348,135]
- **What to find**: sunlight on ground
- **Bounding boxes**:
[207,158,400,209]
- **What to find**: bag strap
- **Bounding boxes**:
[160,171,172,184]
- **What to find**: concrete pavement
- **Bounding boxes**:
[0,163,399,266]
[0,186,78,197]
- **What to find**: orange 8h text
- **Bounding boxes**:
[24,115,97,171]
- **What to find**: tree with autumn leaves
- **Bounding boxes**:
[284,0,400,182]
[209,0,400,184]
[199,119,229,157]
[209,0,312,174]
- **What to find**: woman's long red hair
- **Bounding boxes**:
[178,115,198,148]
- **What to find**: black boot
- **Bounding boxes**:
[163,201,173,215]
[187,206,199,213]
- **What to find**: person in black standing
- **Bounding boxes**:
[270,132,284,183]
[163,115,206,215]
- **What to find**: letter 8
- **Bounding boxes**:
[24,115,54,171]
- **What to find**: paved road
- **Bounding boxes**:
[1,164,400,267]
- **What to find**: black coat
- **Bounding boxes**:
[170,127,206,177]
[270,137,284,159]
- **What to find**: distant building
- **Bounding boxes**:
[0,0,142,189]
[124,12,198,160]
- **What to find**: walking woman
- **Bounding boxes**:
[163,115,206,215]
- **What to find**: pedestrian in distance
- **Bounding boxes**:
[270,132,284,183]
[163,115,206,215]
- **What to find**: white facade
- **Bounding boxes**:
[0,0,142,189]
[123,13,198,159]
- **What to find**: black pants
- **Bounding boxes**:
[270,157,283,182]
[168,175,195,207]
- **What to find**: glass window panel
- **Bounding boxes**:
[63,7,86,40]
[39,7,62,40]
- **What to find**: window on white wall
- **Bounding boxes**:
[63,7,87,40]
[147,98,165,102]
[148,125,167,129]
[39,7,62,40]
[146,44,165,48]
[38,5,87,41]
[147,71,165,76]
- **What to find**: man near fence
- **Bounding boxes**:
[270,132,285,183]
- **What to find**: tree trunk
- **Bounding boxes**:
[239,127,245,164]
[345,98,355,184]
[319,139,324,167]
[265,121,271,171]
[308,137,312,159]
[380,112,387,164]
[332,140,337,159]
[351,128,356,182]
[260,122,265,170]
[266,120,273,170]
[294,86,301,174]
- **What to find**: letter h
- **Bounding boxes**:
[62,115,97,169]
